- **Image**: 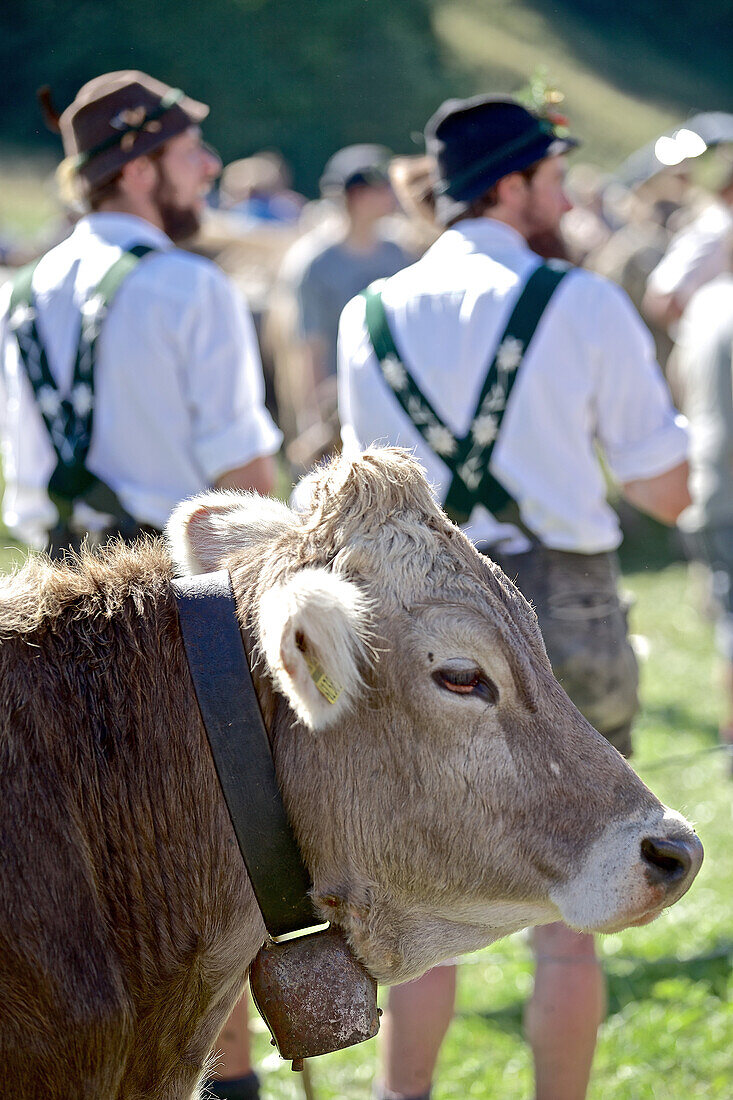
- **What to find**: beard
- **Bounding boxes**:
[526,227,569,262]
[152,163,202,243]
[520,191,569,262]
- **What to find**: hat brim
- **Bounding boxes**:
[434,135,578,227]
[319,144,393,196]
[177,94,209,125]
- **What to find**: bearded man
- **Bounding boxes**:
[0,71,280,557]
[338,94,691,1100]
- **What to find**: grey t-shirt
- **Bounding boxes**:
[676,274,733,532]
[295,237,411,377]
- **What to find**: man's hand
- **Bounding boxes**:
[621,460,691,525]
[641,287,684,331]
[215,455,276,496]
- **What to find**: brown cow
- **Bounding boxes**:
[0,447,702,1099]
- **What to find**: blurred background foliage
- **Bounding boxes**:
[1,0,731,198]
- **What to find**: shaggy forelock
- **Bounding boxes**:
[303,448,448,548]
[298,448,477,599]
[275,448,549,715]
[297,449,542,633]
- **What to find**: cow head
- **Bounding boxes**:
[167,449,702,984]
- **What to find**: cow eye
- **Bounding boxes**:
[432,667,499,704]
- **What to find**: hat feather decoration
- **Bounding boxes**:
[37,86,61,134]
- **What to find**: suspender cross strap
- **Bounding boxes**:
[8,244,157,525]
[172,570,316,939]
[363,262,568,525]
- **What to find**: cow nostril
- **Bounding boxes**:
[640,836,695,886]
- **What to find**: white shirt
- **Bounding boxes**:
[674,274,733,532]
[338,218,687,553]
[0,213,281,544]
[646,201,733,311]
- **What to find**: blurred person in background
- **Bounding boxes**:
[338,92,690,1100]
[643,162,733,333]
[586,168,693,372]
[673,264,733,765]
[284,143,413,457]
[560,161,612,265]
[0,71,279,564]
[218,150,305,226]
[189,153,306,432]
[387,154,442,254]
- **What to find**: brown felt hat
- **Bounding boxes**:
[59,70,209,189]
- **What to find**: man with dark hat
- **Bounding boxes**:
[0,71,280,557]
[338,94,691,1100]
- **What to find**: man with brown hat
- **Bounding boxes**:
[0,71,280,557]
[338,93,691,1100]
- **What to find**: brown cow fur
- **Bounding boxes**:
[0,541,263,1099]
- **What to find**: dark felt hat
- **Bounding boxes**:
[59,70,209,190]
[319,144,392,196]
[425,94,579,226]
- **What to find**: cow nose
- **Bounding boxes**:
[640,834,703,889]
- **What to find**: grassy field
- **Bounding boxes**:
[0,151,59,242]
[232,530,731,1100]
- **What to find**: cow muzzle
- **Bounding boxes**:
[549,809,704,933]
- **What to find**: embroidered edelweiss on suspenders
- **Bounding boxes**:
[8,244,158,529]
[362,262,568,525]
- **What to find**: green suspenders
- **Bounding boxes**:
[8,244,157,528]
[363,262,568,525]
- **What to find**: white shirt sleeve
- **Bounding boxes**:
[0,280,11,421]
[337,300,359,447]
[589,279,688,482]
[180,264,281,481]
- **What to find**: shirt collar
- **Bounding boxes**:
[73,212,175,252]
[431,217,533,260]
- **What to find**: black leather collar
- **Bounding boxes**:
[172,570,316,938]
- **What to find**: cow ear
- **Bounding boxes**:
[258,568,373,731]
[166,491,299,575]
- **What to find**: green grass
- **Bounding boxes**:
[0,152,59,241]
[3,527,730,1098]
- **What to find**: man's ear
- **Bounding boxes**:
[166,491,299,575]
[495,170,526,211]
[118,153,158,200]
[258,568,373,731]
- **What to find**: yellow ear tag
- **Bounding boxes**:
[303,652,343,704]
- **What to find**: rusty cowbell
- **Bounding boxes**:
[249,925,380,1071]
